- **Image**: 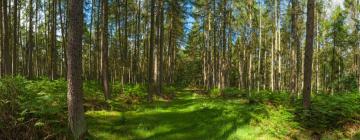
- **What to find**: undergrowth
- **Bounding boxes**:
[1,77,359,139]
[0,76,69,139]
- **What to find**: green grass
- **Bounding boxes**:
[1,77,359,139]
[86,91,280,140]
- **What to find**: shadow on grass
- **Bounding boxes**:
[86,92,269,140]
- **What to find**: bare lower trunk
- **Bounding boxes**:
[67,0,86,138]
[26,0,34,79]
[303,0,315,109]
[12,0,18,76]
[2,0,11,76]
[101,0,110,100]
[148,0,155,102]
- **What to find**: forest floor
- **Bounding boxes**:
[1,78,360,139]
[86,90,291,140]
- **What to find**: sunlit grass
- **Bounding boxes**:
[2,77,359,139]
[86,90,360,139]
[85,91,287,140]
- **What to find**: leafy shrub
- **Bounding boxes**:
[249,91,291,106]
[222,87,243,97]
[163,86,176,95]
[122,84,147,104]
[112,82,123,95]
[209,88,221,98]
[83,81,103,97]
[252,106,300,139]
[0,76,27,138]
[297,93,360,132]
[23,79,67,120]
[162,85,177,99]
[208,87,246,98]
[0,77,69,139]
[123,84,146,97]
[330,74,358,93]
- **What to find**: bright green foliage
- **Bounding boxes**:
[123,84,147,98]
[111,82,123,95]
[297,93,360,133]
[332,74,358,93]
[0,76,69,138]
[249,91,291,106]
[84,81,105,99]
[86,91,295,139]
[208,87,247,98]
[120,84,147,104]
[0,76,26,134]
[163,86,177,97]
[209,88,221,98]
[252,106,301,139]
[221,87,244,97]
[1,78,360,139]
[22,79,67,128]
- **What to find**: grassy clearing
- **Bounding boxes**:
[86,91,288,140]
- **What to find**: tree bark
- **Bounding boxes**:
[148,0,155,102]
[67,0,86,138]
[158,0,165,95]
[220,0,227,89]
[26,0,34,79]
[258,4,262,91]
[101,0,110,100]
[49,0,57,80]
[133,0,141,83]
[291,0,300,97]
[303,0,315,109]
[124,0,129,83]
[12,0,18,75]
[2,0,11,76]
[0,0,2,77]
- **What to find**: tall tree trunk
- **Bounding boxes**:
[34,0,39,77]
[2,0,11,76]
[213,0,218,88]
[88,0,95,80]
[49,0,57,80]
[220,0,227,89]
[12,0,18,76]
[148,0,155,102]
[205,3,211,89]
[274,0,280,91]
[271,36,274,91]
[303,0,315,109]
[116,0,121,83]
[258,4,262,91]
[0,0,2,77]
[356,0,360,92]
[96,0,101,81]
[168,18,174,84]
[27,0,34,79]
[315,8,320,93]
[101,0,110,100]
[124,0,129,83]
[291,0,300,97]
[154,0,159,92]
[134,0,141,83]
[67,0,86,138]
[227,9,232,88]
[158,0,164,95]
[60,0,68,79]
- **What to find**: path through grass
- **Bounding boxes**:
[86,91,280,140]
